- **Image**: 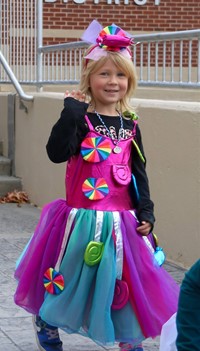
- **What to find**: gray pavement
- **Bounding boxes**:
[0,203,186,351]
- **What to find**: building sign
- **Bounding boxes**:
[45,0,160,5]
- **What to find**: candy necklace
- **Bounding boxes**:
[94,110,123,154]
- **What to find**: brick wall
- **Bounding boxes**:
[43,0,200,45]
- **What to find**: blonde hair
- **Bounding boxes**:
[79,47,137,114]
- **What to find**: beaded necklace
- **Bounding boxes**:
[94,110,123,154]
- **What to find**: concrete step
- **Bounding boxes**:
[0,175,22,197]
[0,156,11,176]
[0,141,3,156]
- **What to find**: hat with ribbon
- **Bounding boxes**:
[81,20,135,62]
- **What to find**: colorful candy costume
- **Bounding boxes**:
[14,98,179,347]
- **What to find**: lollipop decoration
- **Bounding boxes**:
[81,137,112,163]
[82,177,109,200]
[84,241,104,266]
[112,279,129,310]
[43,267,65,295]
[96,25,134,51]
[82,20,136,62]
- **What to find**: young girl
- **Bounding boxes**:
[14,20,179,351]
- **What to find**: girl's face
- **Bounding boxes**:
[89,58,128,113]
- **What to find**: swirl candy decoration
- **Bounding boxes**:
[81,137,112,163]
[82,177,109,200]
[43,267,65,295]
[84,241,104,266]
[112,279,129,310]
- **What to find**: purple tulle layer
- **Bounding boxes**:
[14,199,179,343]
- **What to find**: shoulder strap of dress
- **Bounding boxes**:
[84,115,95,131]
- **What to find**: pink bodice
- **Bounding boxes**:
[66,115,134,211]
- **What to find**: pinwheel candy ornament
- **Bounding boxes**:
[81,136,112,163]
[43,267,65,295]
[82,177,109,200]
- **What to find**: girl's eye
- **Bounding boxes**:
[117,72,126,77]
[100,72,108,76]
[98,71,126,77]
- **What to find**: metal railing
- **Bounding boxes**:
[37,29,200,88]
[2,29,200,89]
[0,0,200,89]
[0,0,38,84]
[133,29,200,87]
[0,51,33,101]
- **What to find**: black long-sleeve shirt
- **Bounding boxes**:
[46,97,155,227]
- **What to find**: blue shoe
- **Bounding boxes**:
[119,342,143,351]
[32,316,63,351]
[132,346,143,351]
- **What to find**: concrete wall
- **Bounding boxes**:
[137,99,200,268]
[0,91,200,268]
[0,93,9,156]
[15,93,66,205]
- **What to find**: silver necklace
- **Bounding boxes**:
[94,110,123,154]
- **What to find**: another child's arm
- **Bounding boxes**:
[176,259,200,350]
[132,125,155,236]
[46,92,89,163]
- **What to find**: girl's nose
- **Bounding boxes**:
[108,75,117,83]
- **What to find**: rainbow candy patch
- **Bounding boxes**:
[82,177,109,200]
[43,267,64,295]
[81,137,112,163]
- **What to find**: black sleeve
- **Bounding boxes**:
[46,98,89,163]
[131,124,155,228]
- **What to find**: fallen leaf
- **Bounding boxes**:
[0,190,30,204]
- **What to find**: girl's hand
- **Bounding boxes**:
[137,221,152,236]
[64,89,86,102]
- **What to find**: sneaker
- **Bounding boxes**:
[119,342,143,351]
[32,315,63,351]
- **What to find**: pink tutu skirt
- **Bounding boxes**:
[14,199,179,346]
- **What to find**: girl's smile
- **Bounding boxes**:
[89,58,128,114]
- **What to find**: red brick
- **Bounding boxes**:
[31,0,200,41]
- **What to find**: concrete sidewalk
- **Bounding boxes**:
[0,203,186,351]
